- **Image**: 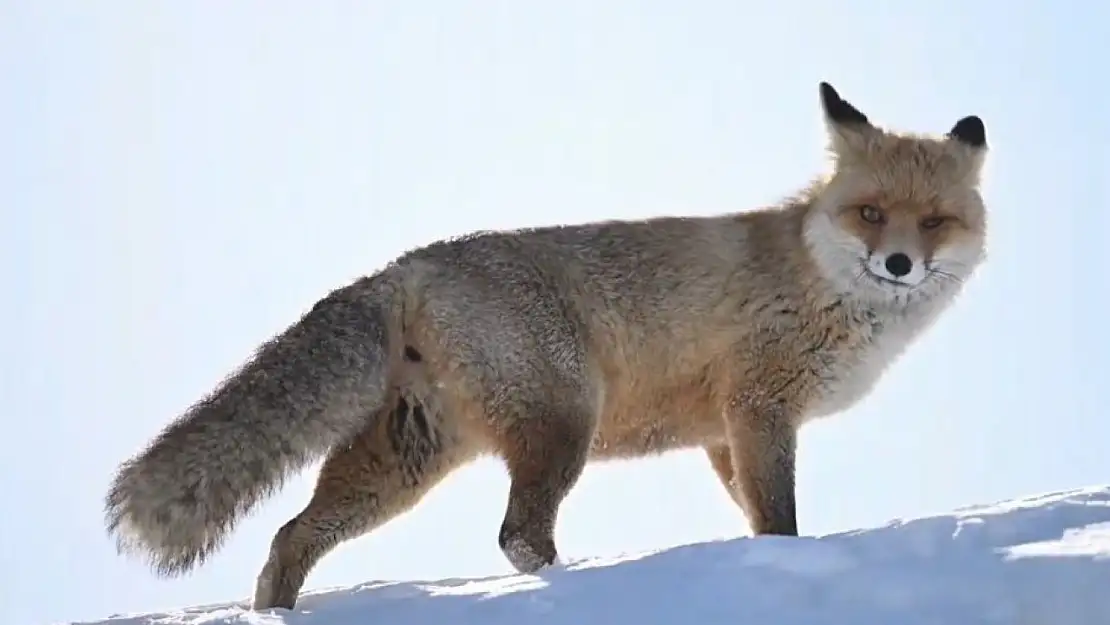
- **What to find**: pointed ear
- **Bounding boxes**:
[947,115,988,180]
[947,115,987,149]
[819,82,875,157]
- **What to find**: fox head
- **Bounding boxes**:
[803,82,988,307]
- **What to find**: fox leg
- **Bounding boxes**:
[495,402,596,574]
[720,403,799,536]
[253,396,471,610]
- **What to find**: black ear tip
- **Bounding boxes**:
[949,115,987,148]
[819,81,869,127]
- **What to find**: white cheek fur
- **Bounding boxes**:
[929,239,986,276]
[803,211,869,292]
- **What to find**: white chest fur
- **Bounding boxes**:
[806,300,945,420]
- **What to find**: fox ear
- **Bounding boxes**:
[819,82,875,157]
[946,114,988,181]
[948,115,987,149]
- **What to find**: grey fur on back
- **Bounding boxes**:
[105,277,392,576]
[401,215,757,353]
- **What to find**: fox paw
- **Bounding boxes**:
[500,533,558,574]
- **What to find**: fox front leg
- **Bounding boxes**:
[722,398,799,536]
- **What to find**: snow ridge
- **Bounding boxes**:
[74,486,1110,625]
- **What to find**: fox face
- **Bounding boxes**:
[804,83,988,306]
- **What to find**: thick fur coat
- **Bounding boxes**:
[104,82,989,610]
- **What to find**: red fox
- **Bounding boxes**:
[104,81,989,610]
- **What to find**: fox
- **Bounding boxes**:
[104,81,989,610]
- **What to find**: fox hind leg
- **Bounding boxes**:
[253,395,469,610]
[495,399,596,574]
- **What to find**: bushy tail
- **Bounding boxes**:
[105,276,394,577]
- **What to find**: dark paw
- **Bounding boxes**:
[498,525,558,573]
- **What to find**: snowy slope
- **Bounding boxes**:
[75,486,1110,625]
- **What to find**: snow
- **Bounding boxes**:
[74,486,1110,625]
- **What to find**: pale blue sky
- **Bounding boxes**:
[3,2,1106,624]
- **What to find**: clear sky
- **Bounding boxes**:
[3,2,1106,624]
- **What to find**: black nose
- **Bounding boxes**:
[885,253,913,278]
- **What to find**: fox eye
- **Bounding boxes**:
[920,216,946,229]
[858,205,884,224]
